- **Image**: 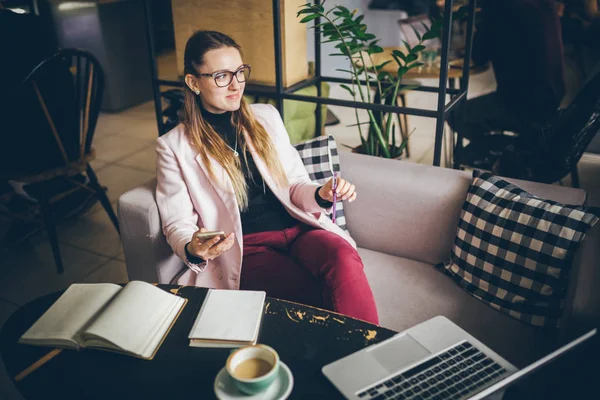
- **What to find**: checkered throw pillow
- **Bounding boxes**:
[294,135,347,231]
[438,171,599,328]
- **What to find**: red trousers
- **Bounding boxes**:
[240,223,379,325]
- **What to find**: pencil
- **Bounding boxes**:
[332,172,338,223]
[15,348,62,382]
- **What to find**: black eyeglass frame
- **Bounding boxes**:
[198,64,252,87]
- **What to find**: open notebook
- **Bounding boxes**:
[19,281,187,360]
[188,289,266,348]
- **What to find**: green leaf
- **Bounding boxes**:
[362,33,376,41]
[397,134,409,155]
[346,121,372,127]
[296,9,314,16]
[407,62,424,71]
[367,125,376,155]
[367,45,384,55]
[406,53,418,63]
[423,18,442,41]
[336,23,352,33]
[402,40,412,52]
[335,68,354,74]
[412,44,425,53]
[300,14,320,23]
[392,49,407,61]
[377,71,393,81]
[312,22,329,29]
[336,45,351,56]
[339,84,356,97]
[391,53,404,68]
[422,30,438,41]
[375,60,393,70]
[411,25,422,41]
[337,6,350,15]
[346,39,361,50]
[366,110,391,158]
[355,14,364,24]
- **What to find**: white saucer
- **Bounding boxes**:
[214,361,294,400]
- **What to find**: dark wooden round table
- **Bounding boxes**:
[1,285,396,399]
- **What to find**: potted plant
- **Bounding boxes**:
[298,1,442,158]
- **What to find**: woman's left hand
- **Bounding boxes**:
[318,176,357,203]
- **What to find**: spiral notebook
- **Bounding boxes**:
[188,289,266,348]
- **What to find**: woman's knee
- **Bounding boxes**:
[330,245,363,271]
[319,241,365,282]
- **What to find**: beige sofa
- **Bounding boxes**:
[118,151,600,369]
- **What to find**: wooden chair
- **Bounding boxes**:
[0,48,119,273]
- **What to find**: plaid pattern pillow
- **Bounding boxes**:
[294,135,347,231]
[439,171,599,328]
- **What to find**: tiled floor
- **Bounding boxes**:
[1,65,599,399]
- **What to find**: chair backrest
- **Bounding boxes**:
[15,48,104,174]
[539,66,600,182]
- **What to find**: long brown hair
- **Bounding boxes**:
[182,30,288,211]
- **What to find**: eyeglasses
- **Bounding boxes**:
[198,64,251,87]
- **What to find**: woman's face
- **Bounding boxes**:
[186,47,246,114]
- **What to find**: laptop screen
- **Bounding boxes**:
[470,329,597,400]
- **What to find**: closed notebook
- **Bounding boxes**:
[19,281,187,360]
[188,289,266,348]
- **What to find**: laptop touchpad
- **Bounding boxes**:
[368,334,431,373]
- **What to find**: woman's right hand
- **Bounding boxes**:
[188,228,235,260]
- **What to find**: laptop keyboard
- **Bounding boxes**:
[356,341,507,400]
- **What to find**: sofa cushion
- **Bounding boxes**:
[440,171,599,328]
[294,135,347,231]
[358,247,557,368]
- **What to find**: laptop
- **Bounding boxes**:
[322,316,596,400]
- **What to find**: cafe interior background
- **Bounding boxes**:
[1,0,599,399]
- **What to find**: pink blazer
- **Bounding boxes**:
[155,103,355,289]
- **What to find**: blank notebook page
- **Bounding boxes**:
[189,289,266,342]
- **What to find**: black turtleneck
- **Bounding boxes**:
[199,107,299,235]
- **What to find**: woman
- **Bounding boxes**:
[156,30,378,324]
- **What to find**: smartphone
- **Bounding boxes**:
[193,231,226,241]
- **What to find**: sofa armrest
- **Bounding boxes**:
[560,217,600,340]
[117,178,184,284]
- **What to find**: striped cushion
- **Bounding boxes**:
[439,171,599,327]
[294,135,347,231]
